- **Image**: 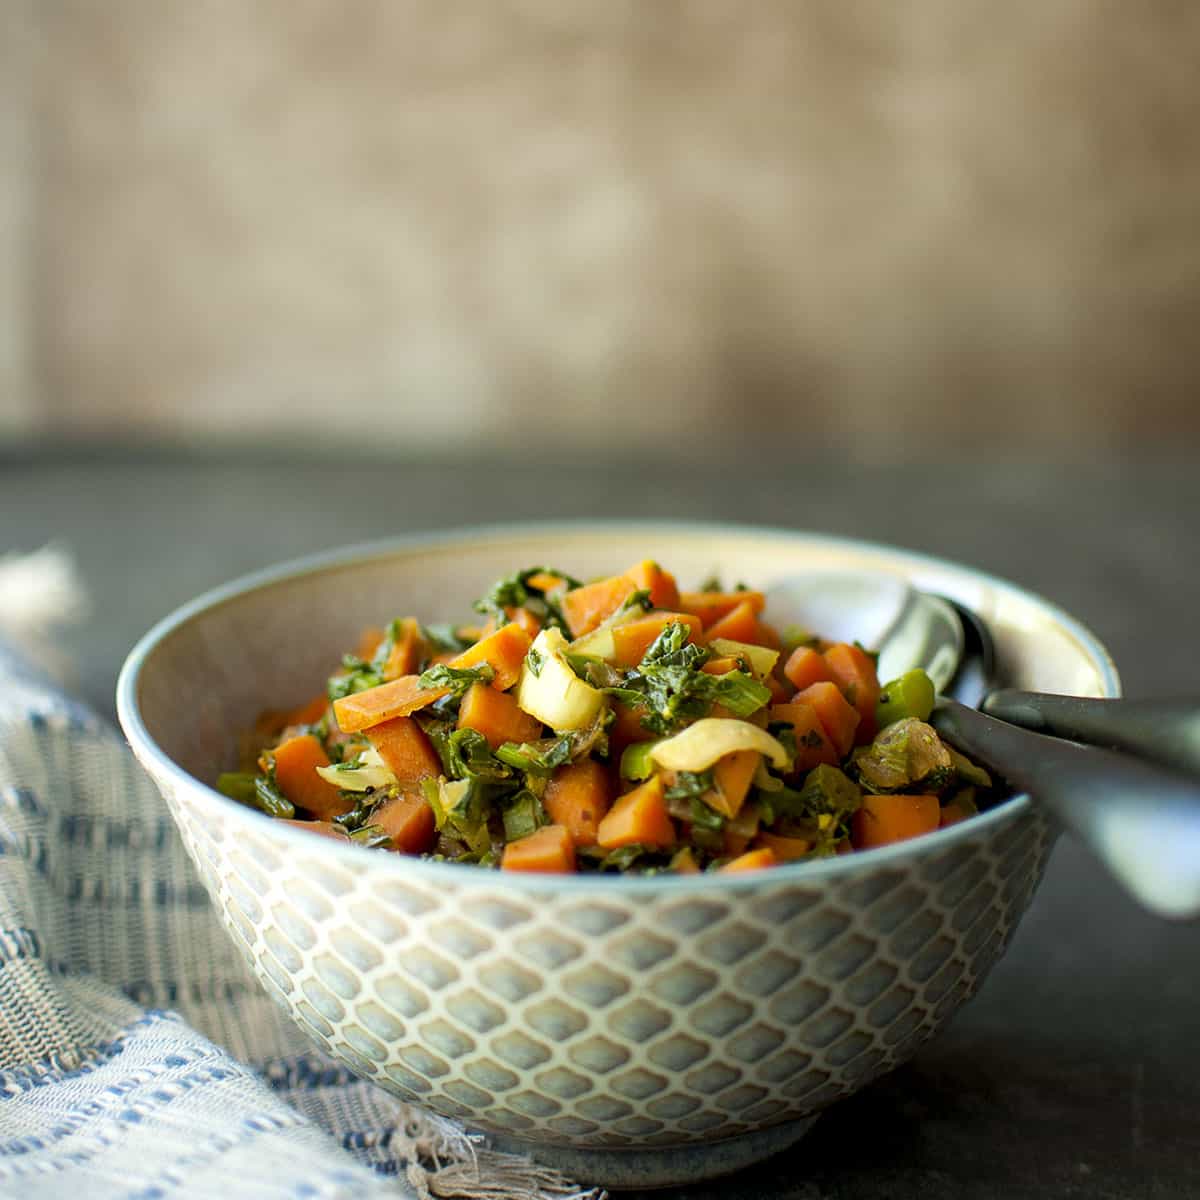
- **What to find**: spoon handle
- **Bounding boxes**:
[981,691,1200,777]
[931,698,1200,919]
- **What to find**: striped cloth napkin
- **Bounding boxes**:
[0,549,599,1200]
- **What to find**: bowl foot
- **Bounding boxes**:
[486,1115,819,1190]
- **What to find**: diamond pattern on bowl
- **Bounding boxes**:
[165,773,1055,1150]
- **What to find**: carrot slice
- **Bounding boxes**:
[783,646,834,692]
[627,560,681,612]
[269,734,352,821]
[823,642,881,743]
[452,622,532,691]
[525,571,566,593]
[504,605,543,638]
[334,623,533,733]
[753,620,783,651]
[458,682,543,749]
[367,716,442,784]
[768,702,839,772]
[939,802,967,828]
[373,792,437,854]
[560,573,638,638]
[543,759,612,847]
[678,591,766,628]
[596,775,676,850]
[609,700,655,756]
[705,750,760,820]
[355,626,385,661]
[611,612,703,667]
[702,600,760,645]
[793,681,861,758]
[721,847,779,873]
[701,656,741,676]
[501,825,577,873]
[851,793,940,849]
[333,675,449,733]
[381,618,425,680]
[755,831,813,861]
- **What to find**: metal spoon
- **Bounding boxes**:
[766,574,1200,919]
[925,597,1200,920]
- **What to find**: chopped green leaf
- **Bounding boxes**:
[418,662,495,700]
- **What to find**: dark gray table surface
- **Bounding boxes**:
[2,447,1197,1200]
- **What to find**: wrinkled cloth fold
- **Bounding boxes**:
[0,637,598,1200]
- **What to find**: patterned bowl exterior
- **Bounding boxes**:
[161,769,1053,1147]
[119,522,1117,1161]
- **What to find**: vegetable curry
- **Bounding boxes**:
[218,561,997,874]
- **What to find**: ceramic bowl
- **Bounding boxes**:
[117,523,1119,1188]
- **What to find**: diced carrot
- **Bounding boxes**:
[502,824,577,874]
[753,620,783,651]
[560,573,638,638]
[851,793,940,849]
[373,792,437,854]
[755,831,813,861]
[702,600,760,645]
[794,681,861,758]
[543,759,612,847]
[627,560,681,612]
[721,847,779,873]
[609,700,655,754]
[338,622,535,733]
[456,621,494,645]
[269,734,353,821]
[783,646,834,692]
[280,819,347,840]
[611,612,703,667]
[939,802,967,828]
[596,775,676,850]
[823,643,881,744]
[458,682,543,749]
[768,702,839,772]
[678,591,766,628]
[702,656,741,676]
[705,750,760,820]
[452,622,532,691]
[381,618,425,680]
[670,846,701,874]
[355,626,385,661]
[333,676,449,733]
[722,826,753,857]
[504,605,543,638]
[525,571,566,593]
[367,716,442,784]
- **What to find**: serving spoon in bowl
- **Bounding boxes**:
[767,574,1200,920]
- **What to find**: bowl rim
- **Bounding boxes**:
[116,518,1121,894]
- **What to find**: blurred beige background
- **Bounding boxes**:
[2,1,1199,460]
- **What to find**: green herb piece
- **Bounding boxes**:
[875,668,936,728]
[423,623,471,654]
[327,655,385,701]
[495,736,573,775]
[619,740,661,781]
[421,777,492,857]
[473,566,583,623]
[664,769,715,801]
[501,790,548,842]
[764,764,861,848]
[948,747,992,791]
[525,647,545,678]
[252,776,295,820]
[216,772,258,805]
[333,793,384,833]
[349,824,393,849]
[446,728,512,782]
[688,795,726,833]
[418,662,495,700]
[618,588,653,614]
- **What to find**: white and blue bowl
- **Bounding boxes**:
[117,523,1118,1188]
